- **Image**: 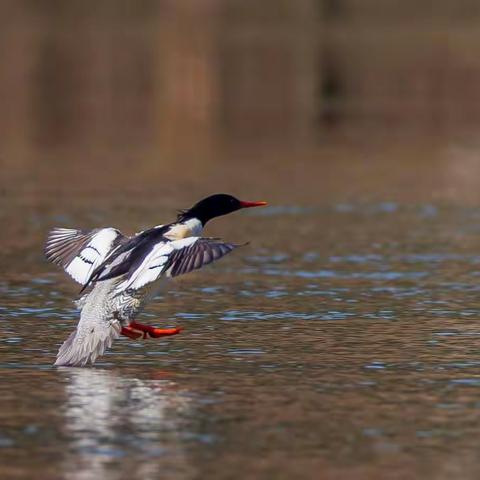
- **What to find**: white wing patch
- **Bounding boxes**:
[113,237,240,293]
[45,227,124,285]
[114,237,197,292]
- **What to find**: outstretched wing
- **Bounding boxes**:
[114,237,242,292]
[163,238,241,277]
[45,227,126,285]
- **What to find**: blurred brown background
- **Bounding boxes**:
[2,0,480,208]
[4,6,480,479]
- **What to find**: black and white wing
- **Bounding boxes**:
[45,227,126,285]
[113,237,241,293]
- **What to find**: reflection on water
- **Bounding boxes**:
[4,3,480,478]
[4,200,480,478]
[61,369,193,480]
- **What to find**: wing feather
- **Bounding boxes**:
[166,240,238,277]
[45,227,126,285]
[114,237,242,292]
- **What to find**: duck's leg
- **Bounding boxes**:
[125,321,183,339]
[121,325,145,339]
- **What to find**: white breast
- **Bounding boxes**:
[164,218,203,240]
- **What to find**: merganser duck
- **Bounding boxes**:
[45,194,267,367]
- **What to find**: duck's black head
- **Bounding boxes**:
[178,193,267,225]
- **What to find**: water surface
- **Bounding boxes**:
[3,181,480,479]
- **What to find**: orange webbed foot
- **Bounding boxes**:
[121,321,183,340]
